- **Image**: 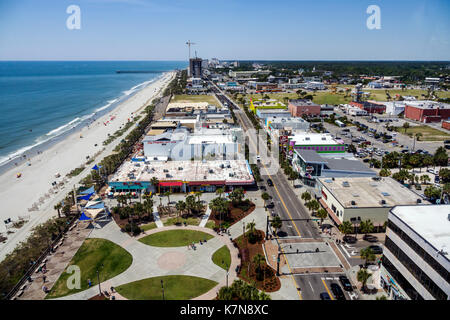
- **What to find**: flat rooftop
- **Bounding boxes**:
[111,160,254,184]
[390,205,450,254]
[290,133,340,145]
[318,177,425,208]
[405,101,450,110]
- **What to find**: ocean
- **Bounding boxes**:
[0,61,187,168]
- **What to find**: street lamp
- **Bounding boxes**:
[242,221,245,238]
[96,264,104,296]
[222,260,229,287]
[161,279,165,300]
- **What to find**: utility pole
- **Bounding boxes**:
[161,279,165,300]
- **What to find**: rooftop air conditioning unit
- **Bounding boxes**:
[178,167,183,170]
[381,199,386,205]
[351,200,356,205]
[417,199,422,204]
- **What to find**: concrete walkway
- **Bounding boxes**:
[198,207,211,228]
[152,205,163,228]
[51,223,239,300]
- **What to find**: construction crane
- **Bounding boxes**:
[186,40,196,60]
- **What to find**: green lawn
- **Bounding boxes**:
[394,125,450,141]
[116,275,217,300]
[170,94,219,107]
[138,229,214,247]
[163,217,200,227]
[141,222,157,231]
[212,245,231,271]
[46,238,133,299]
[205,220,216,229]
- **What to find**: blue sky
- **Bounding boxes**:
[0,0,449,60]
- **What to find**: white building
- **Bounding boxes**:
[381,205,450,300]
[383,101,407,116]
[306,81,325,90]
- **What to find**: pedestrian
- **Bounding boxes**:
[110,286,115,293]
[42,275,46,283]
[88,279,92,287]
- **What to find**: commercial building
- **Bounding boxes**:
[292,149,376,184]
[288,99,321,117]
[108,159,254,194]
[382,101,407,116]
[228,70,271,79]
[288,133,345,154]
[256,109,291,119]
[143,128,242,161]
[404,101,450,123]
[381,205,450,300]
[317,177,428,228]
[350,101,386,114]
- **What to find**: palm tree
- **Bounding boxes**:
[175,200,186,223]
[185,195,197,216]
[194,191,203,203]
[415,132,423,142]
[357,268,372,293]
[271,216,282,236]
[164,191,172,207]
[421,175,430,185]
[216,187,224,199]
[402,122,410,134]
[360,247,376,266]
[379,168,391,177]
[339,221,353,238]
[246,220,256,237]
[150,177,159,194]
[54,203,62,218]
[143,198,154,218]
[301,191,311,202]
[360,220,374,238]
[316,208,328,225]
[252,253,265,278]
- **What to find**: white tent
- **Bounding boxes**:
[85,208,105,219]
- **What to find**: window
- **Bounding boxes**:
[331,204,337,213]
[385,236,448,300]
[387,220,449,283]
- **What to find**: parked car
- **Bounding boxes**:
[369,245,383,254]
[343,235,357,244]
[267,178,273,186]
[330,283,346,300]
[320,292,331,300]
[363,234,378,242]
[339,276,353,291]
[266,202,275,209]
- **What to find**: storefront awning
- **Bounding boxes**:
[159,181,183,187]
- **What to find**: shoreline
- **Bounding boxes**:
[0,74,166,175]
[0,70,176,261]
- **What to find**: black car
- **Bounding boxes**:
[339,276,353,291]
[343,235,357,244]
[259,185,266,191]
[267,178,273,186]
[445,145,450,150]
[369,245,383,254]
[363,234,378,242]
[266,202,274,209]
[320,292,331,300]
[330,283,346,300]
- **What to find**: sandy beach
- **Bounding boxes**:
[0,71,175,261]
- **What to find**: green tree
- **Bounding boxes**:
[424,186,441,200]
[439,168,450,183]
[246,220,256,237]
[360,219,374,236]
[175,200,186,222]
[164,191,172,207]
[360,247,376,266]
[252,253,265,279]
[271,216,282,235]
[216,187,224,198]
[301,191,311,202]
[150,177,159,193]
[379,168,391,177]
[54,203,62,219]
[339,221,353,237]
[402,122,410,134]
[434,147,449,166]
[316,208,328,225]
[229,188,245,205]
[217,279,271,300]
[357,268,372,293]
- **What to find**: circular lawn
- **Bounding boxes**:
[116,275,217,300]
[138,229,213,247]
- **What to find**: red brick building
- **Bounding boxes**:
[404,102,450,123]
[442,120,450,131]
[288,99,321,117]
[349,101,386,114]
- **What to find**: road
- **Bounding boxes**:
[294,273,356,300]
[207,80,359,299]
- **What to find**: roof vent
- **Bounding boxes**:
[351,200,356,206]
[417,199,422,204]
[381,199,386,205]
[342,181,350,187]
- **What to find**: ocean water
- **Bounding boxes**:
[0,61,187,167]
